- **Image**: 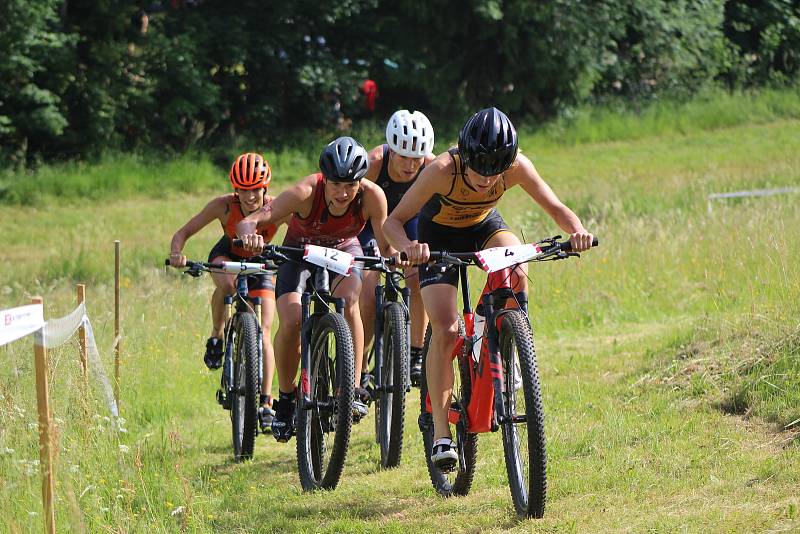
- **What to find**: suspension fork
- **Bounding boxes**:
[253,296,263,389]
[481,268,516,431]
[401,283,411,390]
[299,291,313,407]
[373,282,385,391]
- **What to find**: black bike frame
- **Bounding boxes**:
[372,271,411,393]
[222,274,265,406]
[298,267,345,409]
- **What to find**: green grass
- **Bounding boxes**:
[1,93,800,532]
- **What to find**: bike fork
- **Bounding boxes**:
[299,293,313,409]
[482,295,507,431]
[373,284,384,393]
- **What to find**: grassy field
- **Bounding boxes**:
[1,93,799,532]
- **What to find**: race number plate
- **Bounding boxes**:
[220,262,272,275]
[474,244,542,273]
[303,245,354,276]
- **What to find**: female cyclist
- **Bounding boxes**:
[358,109,436,390]
[383,108,594,470]
[169,153,290,431]
[237,137,396,442]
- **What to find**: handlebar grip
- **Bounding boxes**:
[400,251,408,262]
[560,237,599,252]
[233,238,243,247]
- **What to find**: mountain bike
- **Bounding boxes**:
[417,236,598,517]
[166,258,276,462]
[240,241,397,490]
[360,262,410,468]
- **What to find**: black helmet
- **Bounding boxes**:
[457,107,518,176]
[319,136,369,182]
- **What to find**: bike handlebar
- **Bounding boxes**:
[399,236,600,264]
[231,239,398,267]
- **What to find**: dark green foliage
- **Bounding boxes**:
[0,0,798,167]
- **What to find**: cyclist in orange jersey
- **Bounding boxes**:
[383,108,594,469]
[358,109,436,392]
[237,137,398,442]
[169,153,291,431]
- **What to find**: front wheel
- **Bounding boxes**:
[296,312,355,490]
[498,310,547,518]
[230,312,260,462]
[375,302,408,468]
[418,322,477,497]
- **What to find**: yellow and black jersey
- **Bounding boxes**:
[420,148,507,228]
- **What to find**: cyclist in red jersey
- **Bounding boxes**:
[384,108,593,470]
[237,137,396,443]
[358,109,436,391]
[169,153,290,431]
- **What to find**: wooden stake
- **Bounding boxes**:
[32,296,56,534]
[114,240,121,409]
[76,284,88,384]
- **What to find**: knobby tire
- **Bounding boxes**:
[231,312,260,462]
[296,312,355,490]
[498,310,547,518]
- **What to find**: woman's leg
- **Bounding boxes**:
[421,283,460,442]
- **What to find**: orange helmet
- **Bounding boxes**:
[229,153,271,189]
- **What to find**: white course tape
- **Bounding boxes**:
[82,318,119,417]
[0,304,45,347]
[1,301,119,417]
[40,301,86,349]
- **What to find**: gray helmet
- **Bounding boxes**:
[319,136,369,182]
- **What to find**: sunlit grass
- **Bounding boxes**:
[1,98,799,531]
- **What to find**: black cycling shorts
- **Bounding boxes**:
[417,209,511,288]
[208,235,276,298]
[275,238,364,299]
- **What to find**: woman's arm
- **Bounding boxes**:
[361,180,394,258]
[384,152,450,263]
[508,154,594,250]
[168,195,229,267]
[237,175,316,252]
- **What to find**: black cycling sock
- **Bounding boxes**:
[410,346,423,359]
[514,291,529,314]
[260,394,272,406]
[278,389,295,402]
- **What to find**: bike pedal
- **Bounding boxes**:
[435,458,457,473]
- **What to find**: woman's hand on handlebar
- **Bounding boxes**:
[239,233,265,255]
[402,240,430,266]
[168,251,187,268]
[569,230,595,252]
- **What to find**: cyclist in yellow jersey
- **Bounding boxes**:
[384,107,594,469]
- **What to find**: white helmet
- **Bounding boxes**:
[385,109,434,158]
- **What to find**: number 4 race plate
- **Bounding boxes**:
[303,244,355,276]
[475,244,543,273]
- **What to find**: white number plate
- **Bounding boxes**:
[220,262,272,275]
[474,244,542,272]
[303,245,354,276]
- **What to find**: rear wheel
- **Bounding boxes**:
[498,310,547,518]
[418,323,477,497]
[376,302,408,468]
[296,312,355,490]
[230,312,260,462]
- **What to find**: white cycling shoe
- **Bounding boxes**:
[431,437,459,472]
